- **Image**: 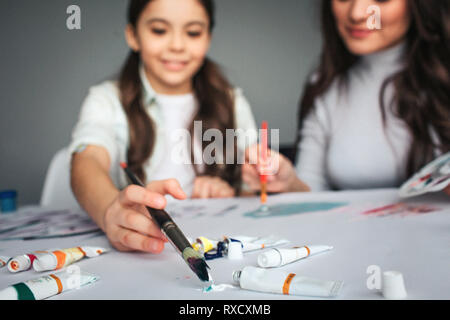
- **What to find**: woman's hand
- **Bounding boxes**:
[191,176,235,199]
[103,179,187,253]
[242,144,311,193]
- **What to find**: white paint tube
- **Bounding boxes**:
[7,250,51,273]
[0,256,10,268]
[230,235,290,253]
[257,245,333,268]
[0,270,99,300]
[33,246,109,272]
[233,266,343,298]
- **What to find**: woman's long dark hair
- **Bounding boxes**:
[296,0,450,178]
[119,0,241,192]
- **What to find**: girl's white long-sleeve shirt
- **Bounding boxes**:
[68,65,257,196]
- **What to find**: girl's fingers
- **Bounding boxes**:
[113,226,165,254]
[119,185,167,209]
[146,179,187,200]
[198,180,211,199]
[191,178,202,198]
[118,209,167,241]
[210,179,233,198]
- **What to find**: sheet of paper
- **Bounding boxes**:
[0,189,449,300]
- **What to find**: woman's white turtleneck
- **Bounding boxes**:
[295,42,413,191]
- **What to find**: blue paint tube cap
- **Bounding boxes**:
[0,190,18,213]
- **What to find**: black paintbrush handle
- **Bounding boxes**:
[145,207,191,253]
[123,167,191,253]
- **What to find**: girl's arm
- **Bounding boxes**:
[70,146,118,231]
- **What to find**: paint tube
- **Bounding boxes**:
[192,237,219,254]
[233,266,343,298]
[257,245,333,268]
[7,250,51,273]
[202,235,290,260]
[231,235,290,253]
[33,246,109,272]
[0,256,10,269]
[0,270,99,300]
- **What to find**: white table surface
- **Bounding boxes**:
[0,189,449,300]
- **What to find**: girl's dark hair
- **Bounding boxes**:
[296,0,450,178]
[119,0,241,191]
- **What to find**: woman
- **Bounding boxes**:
[243,0,450,195]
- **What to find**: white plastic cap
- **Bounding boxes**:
[227,242,243,260]
[7,255,30,273]
[257,249,282,268]
[382,271,407,300]
[232,270,242,283]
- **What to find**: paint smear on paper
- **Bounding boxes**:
[202,283,237,293]
[361,203,440,218]
[243,202,348,219]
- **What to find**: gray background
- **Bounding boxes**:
[0,0,322,205]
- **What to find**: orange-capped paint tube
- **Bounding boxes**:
[7,250,51,273]
[33,246,109,272]
[0,270,99,300]
[233,266,343,298]
[257,245,333,268]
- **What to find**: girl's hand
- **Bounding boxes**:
[242,144,311,193]
[103,179,187,253]
[191,176,235,199]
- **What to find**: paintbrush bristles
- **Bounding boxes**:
[182,247,210,282]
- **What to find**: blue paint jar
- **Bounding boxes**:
[0,190,17,213]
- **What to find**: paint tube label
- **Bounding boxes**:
[33,247,84,271]
[258,245,333,268]
[79,246,109,258]
[58,247,86,268]
[0,271,100,300]
[238,266,343,298]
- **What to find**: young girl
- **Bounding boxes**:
[243,0,450,195]
[69,0,257,253]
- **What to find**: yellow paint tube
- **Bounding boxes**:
[33,246,109,272]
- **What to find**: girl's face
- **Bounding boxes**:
[126,0,211,95]
[332,0,411,55]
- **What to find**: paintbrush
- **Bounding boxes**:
[260,121,268,209]
[120,162,210,282]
